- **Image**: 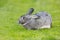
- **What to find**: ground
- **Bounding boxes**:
[0,0,60,40]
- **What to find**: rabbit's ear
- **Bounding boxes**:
[34,16,40,20]
[27,8,34,15]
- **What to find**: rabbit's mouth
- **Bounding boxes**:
[21,22,25,24]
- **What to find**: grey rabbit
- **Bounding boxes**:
[18,8,52,30]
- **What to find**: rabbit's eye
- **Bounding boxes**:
[23,17,25,19]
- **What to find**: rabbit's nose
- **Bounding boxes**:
[19,21,24,24]
[19,21,22,24]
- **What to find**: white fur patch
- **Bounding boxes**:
[31,15,38,18]
[40,25,51,29]
[23,21,29,25]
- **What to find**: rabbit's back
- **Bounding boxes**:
[35,11,52,28]
[35,11,49,17]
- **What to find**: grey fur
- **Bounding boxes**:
[18,8,52,30]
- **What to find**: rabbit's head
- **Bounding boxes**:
[18,8,40,25]
[18,8,33,24]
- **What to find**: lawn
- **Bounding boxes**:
[0,0,60,40]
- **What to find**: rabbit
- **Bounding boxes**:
[18,8,52,30]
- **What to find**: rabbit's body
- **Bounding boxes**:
[23,12,52,29]
[35,12,52,29]
[18,8,52,30]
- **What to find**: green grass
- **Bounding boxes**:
[0,0,60,40]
